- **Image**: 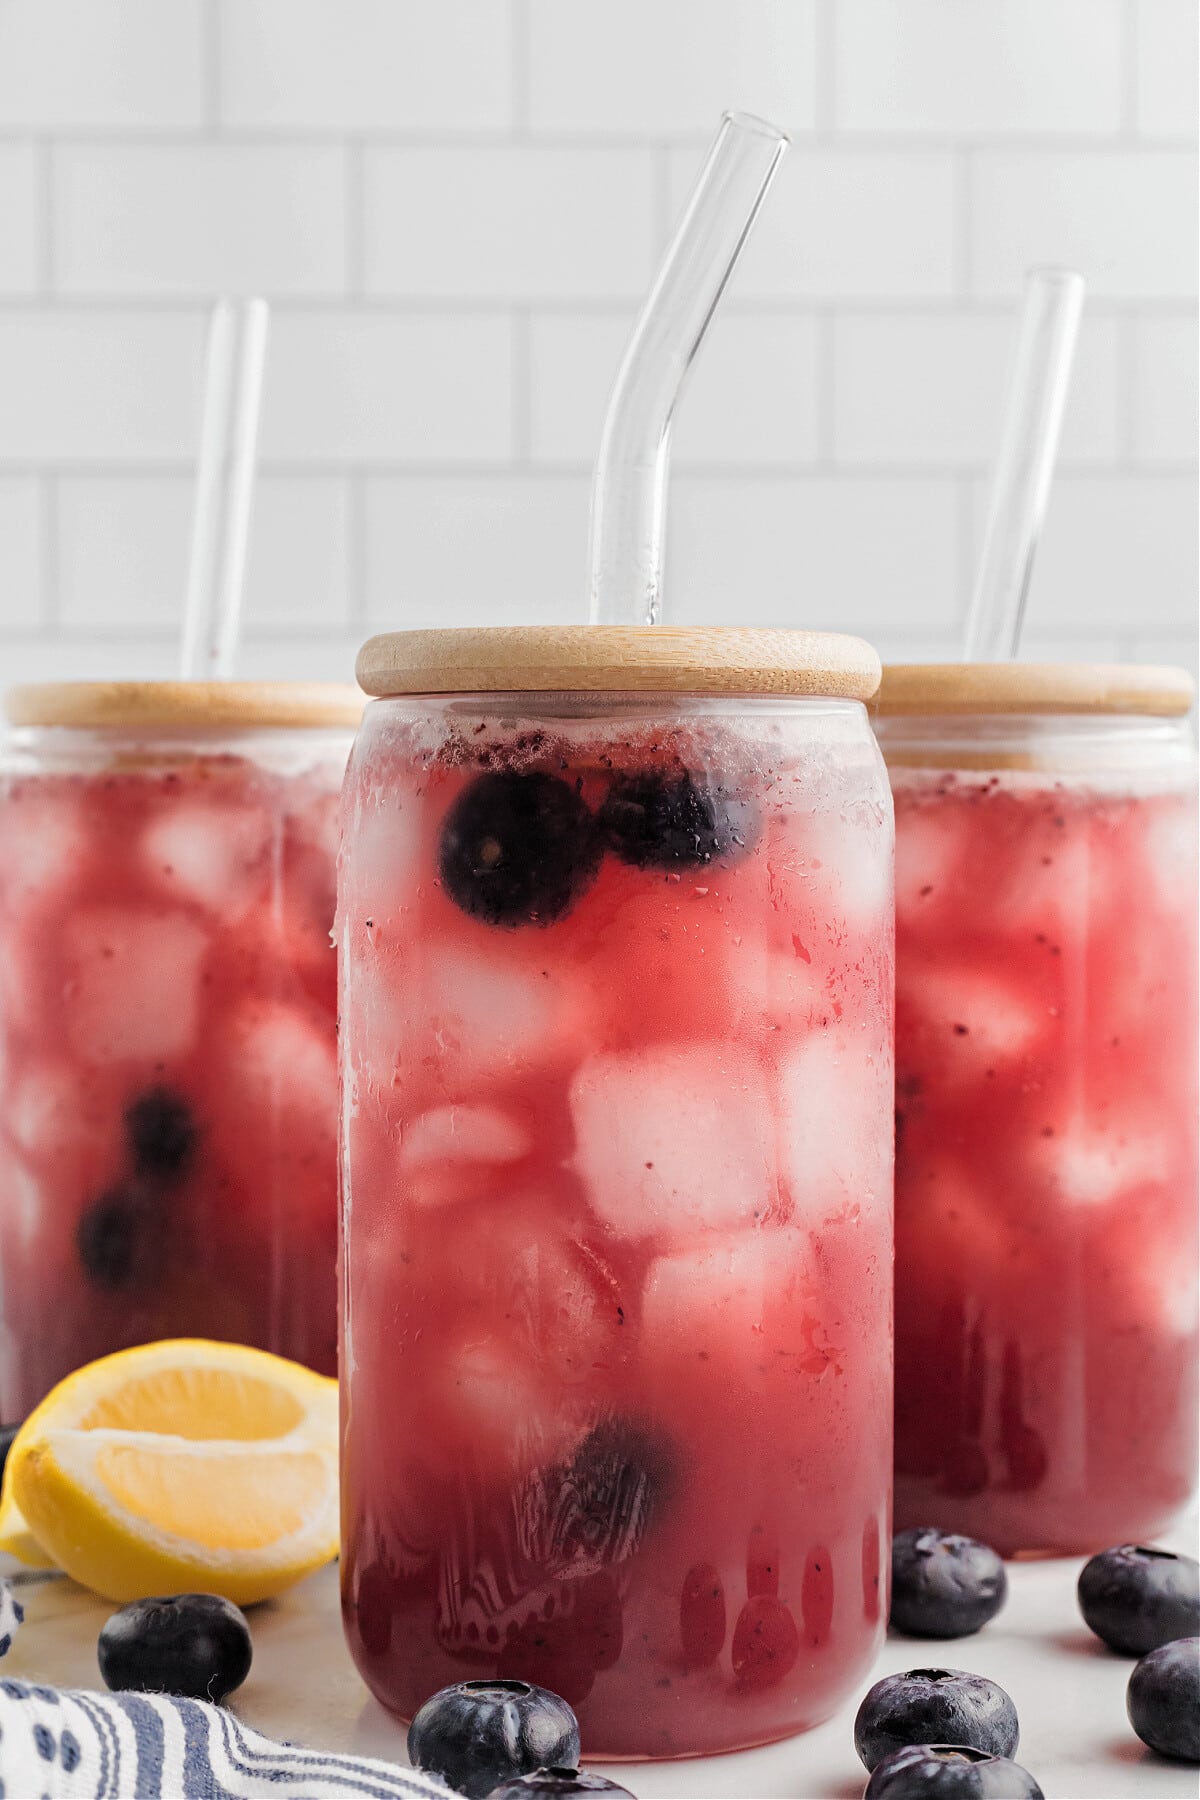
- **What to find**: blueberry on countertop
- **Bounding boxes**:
[125,1087,197,1181]
[1077,1545,1200,1656]
[439,772,601,928]
[97,1594,252,1703]
[890,1528,1008,1639]
[1126,1637,1200,1763]
[854,1669,1020,1772]
[598,772,755,870]
[484,1772,635,1798]
[408,1680,581,1800]
[864,1744,1044,1798]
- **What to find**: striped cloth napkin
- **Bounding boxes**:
[0,1580,449,1799]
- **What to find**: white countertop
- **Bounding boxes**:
[4,1517,1197,1800]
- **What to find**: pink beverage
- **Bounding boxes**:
[876,665,1199,1557]
[0,681,362,1417]
[339,628,894,1759]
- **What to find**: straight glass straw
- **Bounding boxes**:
[588,112,788,627]
[180,297,271,679]
[963,267,1085,662]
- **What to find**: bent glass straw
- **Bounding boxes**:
[963,267,1085,662]
[587,112,788,627]
[180,297,271,679]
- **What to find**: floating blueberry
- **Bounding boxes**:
[864,1744,1044,1798]
[439,772,601,928]
[553,1419,673,1570]
[484,1772,635,1798]
[890,1528,1008,1639]
[407,1680,580,1800]
[598,771,755,870]
[1126,1638,1200,1762]
[76,1185,162,1290]
[97,1594,252,1703]
[124,1087,197,1181]
[854,1669,1020,1772]
[1077,1545,1200,1656]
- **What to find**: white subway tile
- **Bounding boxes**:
[834,0,1122,136]
[666,478,959,630]
[1016,633,1126,663]
[0,639,180,686]
[365,476,589,628]
[529,311,820,465]
[528,0,815,135]
[670,150,957,300]
[971,153,1198,300]
[0,146,37,295]
[57,476,352,633]
[0,479,42,630]
[218,0,510,131]
[260,313,512,463]
[53,146,348,298]
[364,149,654,302]
[0,0,203,128]
[972,475,1198,629]
[833,313,1118,466]
[1129,635,1199,688]
[1135,0,1199,137]
[1131,316,1200,463]
[0,313,202,460]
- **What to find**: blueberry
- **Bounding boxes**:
[438,772,601,928]
[76,1185,163,1290]
[483,1772,635,1798]
[97,1594,251,1703]
[854,1669,1020,1772]
[864,1744,1044,1798]
[533,1420,673,1574]
[124,1087,197,1181]
[1077,1545,1200,1656]
[1126,1637,1200,1762]
[598,771,754,870]
[408,1680,580,1800]
[890,1529,1008,1639]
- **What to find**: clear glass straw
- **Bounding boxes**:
[180,297,271,679]
[963,266,1085,662]
[587,112,788,627]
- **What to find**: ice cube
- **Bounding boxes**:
[402,1105,529,1168]
[641,1228,816,1368]
[779,1028,892,1218]
[1036,1114,1169,1208]
[142,802,270,922]
[901,962,1045,1073]
[3,1160,44,1253]
[1142,795,1199,914]
[894,806,963,924]
[345,792,424,924]
[65,909,209,1063]
[0,792,88,919]
[227,999,338,1125]
[778,801,892,935]
[986,828,1100,939]
[569,1043,776,1237]
[5,1062,92,1163]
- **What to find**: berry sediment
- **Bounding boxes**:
[0,742,347,1414]
[339,699,894,1758]
[892,766,1199,1556]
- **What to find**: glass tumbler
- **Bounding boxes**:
[876,663,1198,1557]
[0,680,362,1416]
[338,626,894,1759]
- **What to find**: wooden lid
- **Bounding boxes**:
[874,662,1195,718]
[356,626,881,699]
[5,681,366,731]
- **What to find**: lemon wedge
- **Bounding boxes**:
[3,1339,338,1604]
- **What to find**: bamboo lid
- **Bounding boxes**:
[5,681,365,732]
[874,662,1195,718]
[356,626,882,700]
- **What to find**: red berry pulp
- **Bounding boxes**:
[892,766,1199,1555]
[339,698,894,1758]
[0,738,348,1414]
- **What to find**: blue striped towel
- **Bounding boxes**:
[0,1581,449,1798]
